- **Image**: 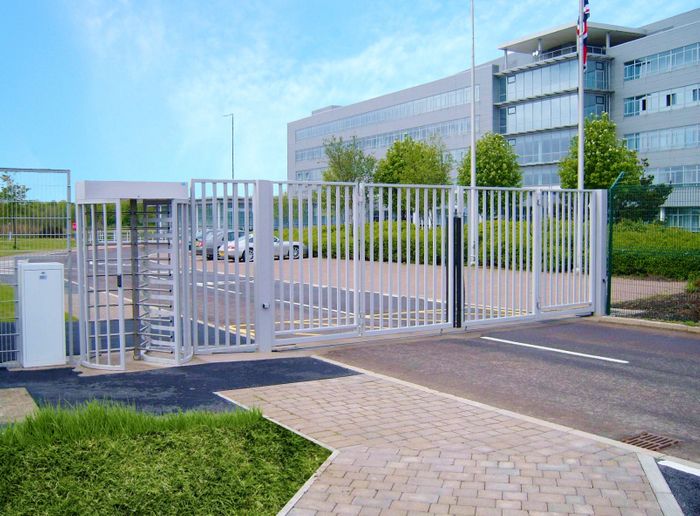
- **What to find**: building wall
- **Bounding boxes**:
[287,9,700,191]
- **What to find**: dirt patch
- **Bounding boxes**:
[613,292,700,323]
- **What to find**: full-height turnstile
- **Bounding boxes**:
[76,181,192,370]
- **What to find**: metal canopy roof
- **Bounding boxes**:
[499,22,646,54]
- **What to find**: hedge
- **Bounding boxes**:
[278,220,699,280]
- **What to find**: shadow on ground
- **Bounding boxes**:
[0,357,357,413]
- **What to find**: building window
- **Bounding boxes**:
[693,88,700,102]
[624,42,700,81]
[665,93,677,106]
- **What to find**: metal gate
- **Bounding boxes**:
[0,168,73,367]
[191,180,605,351]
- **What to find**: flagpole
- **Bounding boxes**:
[576,0,585,272]
[577,0,585,191]
[468,0,477,265]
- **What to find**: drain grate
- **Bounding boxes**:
[621,432,680,451]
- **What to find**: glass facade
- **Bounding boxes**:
[295,117,478,162]
[623,42,700,81]
[508,128,576,165]
[499,93,606,134]
[295,86,479,142]
[497,60,609,103]
[624,124,700,153]
[666,207,700,232]
[295,168,326,181]
[521,164,561,186]
[623,83,700,116]
[649,165,700,185]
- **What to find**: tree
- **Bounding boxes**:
[374,137,452,186]
[322,136,376,183]
[456,132,521,187]
[611,175,673,223]
[558,113,645,189]
[0,173,29,202]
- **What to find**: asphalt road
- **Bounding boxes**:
[321,318,700,463]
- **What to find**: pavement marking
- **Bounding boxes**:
[480,335,630,364]
[658,460,700,477]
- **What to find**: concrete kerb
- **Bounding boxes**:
[595,315,700,334]
[313,354,700,514]
[212,391,339,516]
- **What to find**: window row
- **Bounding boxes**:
[508,128,577,166]
[624,124,700,153]
[624,84,700,117]
[665,207,700,232]
[521,164,561,187]
[499,93,607,134]
[623,42,700,81]
[498,60,608,103]
[295,117,478,162]
[648,164,700,185]
[294,168,326,181]
[295,86,479,142]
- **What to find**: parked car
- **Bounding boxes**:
[218,234,306,262]
[195,230,242,259]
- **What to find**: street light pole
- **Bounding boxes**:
[223,113,234,180]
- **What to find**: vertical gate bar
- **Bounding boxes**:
[369,186,375,330]
[406,188,411,327]
[276,183,283,334]
[102,204,112,365]
[233,183,241,346]
[77,205,87,364]
[90,205,99,365]
[344,186,350,328]
[415,189,421,326]
[547,192,553,308]
[223,183,231,347]
[431,189,436,325]
[286,184,294,331]
[315,188,322,330]
[172,200,181,364]
[379,187,385,330]
[440,189,446,322]
[446,188,454,327]
[115,202,125,369]
[354,184,364,333]
[189,182,198,352]
[585,192,592,302]
[297,187,304,329]
[525,191,531,314]
[65,172,74,361]
[396,188,402,328]
[511,191,516,316]
[243,184,252,342]
[212,182,220,348]
[519,191,525,315]
[388,188,394,328]
[503,191,509,317]
[307,187,314,329]
[556,191,562,307]
[325,186,331,330]
[567,192,573,305]
[469,189,476,322]
[202,184,210,349]
[334,186,341,327]
[422,189,428,326]
[488,191,494,319]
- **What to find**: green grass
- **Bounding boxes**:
[0,237,73,257]
[0,283,14,322]
[0,402,330,515]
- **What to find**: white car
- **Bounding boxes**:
[218,234,306,262]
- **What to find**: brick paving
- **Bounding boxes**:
[222,373,667,516]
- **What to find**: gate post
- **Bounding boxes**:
[253,181,275,352]
[592,189,608,315]
[532,190,542,319]
[353,183,366,335]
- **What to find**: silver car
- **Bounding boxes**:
[218,234,306,261]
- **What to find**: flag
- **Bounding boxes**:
[577,0,590,70]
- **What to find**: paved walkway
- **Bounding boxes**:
[222,369,671,516]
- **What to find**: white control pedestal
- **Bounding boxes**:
[18,262,66,368]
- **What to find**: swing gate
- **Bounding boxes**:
[193,181,607,350]
[76,180,607,370]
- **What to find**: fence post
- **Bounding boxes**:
[532,190,542,318]
[592,189,608,316]
[605,172,624,315]
[253,180,275,352]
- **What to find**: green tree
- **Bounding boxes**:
[456,132,521,187]
[374,137,452,186]
[321,136,376,183]
[558,113,645,189]
[0,173,29,202]
[611,176,673,223]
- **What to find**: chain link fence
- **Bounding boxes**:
[607,182,700,323]
[0,168,74,366]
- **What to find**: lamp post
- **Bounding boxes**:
[223,113,234,180]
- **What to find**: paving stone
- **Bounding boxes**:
[220,374,666,515]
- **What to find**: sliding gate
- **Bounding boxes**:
[191,181,606,351]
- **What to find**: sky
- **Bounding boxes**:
[0,0,696,186]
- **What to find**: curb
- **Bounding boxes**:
[638,454,683,516]
[594,315,700,334]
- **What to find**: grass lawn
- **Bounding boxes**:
[0,402,330,515]
[0,284,14,322]
[0,237,73,257]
